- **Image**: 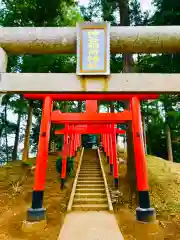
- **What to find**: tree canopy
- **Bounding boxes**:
[0,0,180,163]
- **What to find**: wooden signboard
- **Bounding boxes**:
[76,22,110,75]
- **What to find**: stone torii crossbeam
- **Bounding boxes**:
[1,26,180,93]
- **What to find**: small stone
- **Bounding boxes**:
[21,220,47,232]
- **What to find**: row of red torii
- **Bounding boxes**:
[24,93,159,223]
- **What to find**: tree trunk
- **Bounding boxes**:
[12,112,21,160]
[22,100,33,163]
[4,104,9,162]
[164,103,173,161]
[166,124,173,161]
[146,102,151,155]
[64,101,69,113]
[78,101,82,112]
[0,94,5,105]
[142,116,147,154]
[12,95,23,161]
[109,102,115,113]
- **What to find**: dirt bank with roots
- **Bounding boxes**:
[0,151,81,240]
[101,149,180,239]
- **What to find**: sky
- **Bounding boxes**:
[79,0,152,11]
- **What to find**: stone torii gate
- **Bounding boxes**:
[1,22,180,236]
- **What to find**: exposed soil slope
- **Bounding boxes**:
[0,151,81,240]
[101,150,180,239]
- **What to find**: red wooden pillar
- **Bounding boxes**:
[103,134,105,150]
[61,124,69,189]
[112,124,118,188]
[131,97,156,222]
[28,96,52,221]
[69,132,73,158]
[106,125,110,163]
[76,134,79,150]
[86,100,98,113]
[77,134,79,149]
[73,133,76,156]
[104,133,106,153]
[75,134,78,153]
[77,134,79,148]
[73,133,75,154]
[79,134,81,147]
[102,134,104,151]
[109,124,114,174]
[104,127,107,154]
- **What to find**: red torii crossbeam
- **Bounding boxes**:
[51,111,132,123]
[24,93,159,100]
[55,127,125,134]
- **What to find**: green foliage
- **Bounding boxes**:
[152,0,180,25]
[0,0,82,161]
[21,161,33,167]
[67,157,75,177]
[1,0,180,164]
[56,156,75,177]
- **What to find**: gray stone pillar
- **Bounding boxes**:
[0,48,8,104]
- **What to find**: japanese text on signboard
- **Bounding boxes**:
[76,22,110,75]
[87,31,100,69]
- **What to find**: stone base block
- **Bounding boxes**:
[21,220,47,233]
[114,178,118,189]
[136,207,156,222]
[135,220,163,240]
[27,208,46,221]
[61,178,65,189]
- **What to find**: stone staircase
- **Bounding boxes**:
[71,149,109,211]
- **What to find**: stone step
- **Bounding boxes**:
[80,168,101,171]
[82,162,99,164]
[78,177,103,180]
[79,172,101,175]
[81,166,100,168]
[76,184,105,189]
[82,167,100,169]
[82,163,100,166]
[80,171,101,174]
[81,163,100,165]
[81,166,101,170]
[72,204,109,211]
[81,168,100,170]
[74,193,107,199]
[82,160,98,161]
[73,198,108,204]
[80,169,101,171]
[77,180,104,184]
[76,188,106,193]
[78,174,102,177]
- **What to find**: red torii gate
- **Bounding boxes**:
[55,122,126,188]
[24,93,158,224]
[55,124,125,134]
[53,100,124,189]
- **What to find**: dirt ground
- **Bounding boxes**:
[1,149,180,239]
[101,150,180,240]
[0,151,81,240]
